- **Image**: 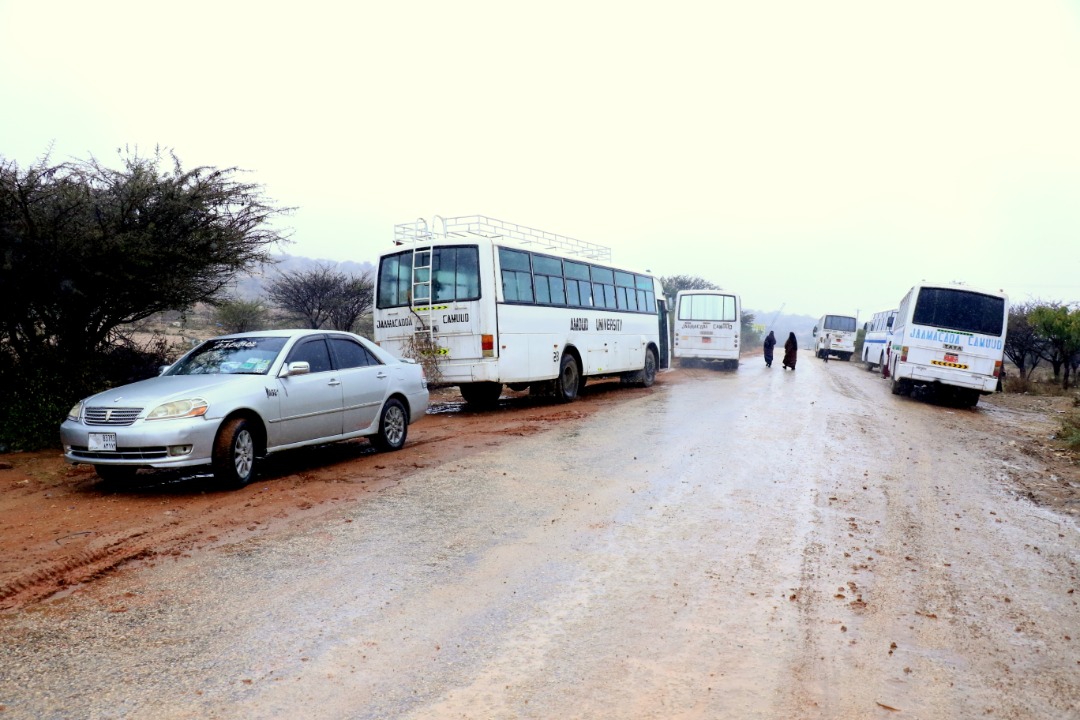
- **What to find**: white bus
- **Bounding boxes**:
[887,283,1008,407]
[374,216,669,407]
[812,314,857,360]
[860,308,897,372]
[673,290,741,369]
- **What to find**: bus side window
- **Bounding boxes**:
[564,261,592,307]
[499,248,534,303]
[532,254,566,306]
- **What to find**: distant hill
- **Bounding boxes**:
[746,308,818,348]
[225,253,376,300]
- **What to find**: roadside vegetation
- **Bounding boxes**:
[0,148,371,452]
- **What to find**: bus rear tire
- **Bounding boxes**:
[460,382,503,408]
[554,354,580,403]
[637,347,658,387]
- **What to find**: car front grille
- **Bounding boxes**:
[69,446,169,461]
[84,407,143,426]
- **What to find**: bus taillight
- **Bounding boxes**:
[481,334,494,358]
[900,346,909,362]
[993,360,1002,378]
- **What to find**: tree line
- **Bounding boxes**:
[1004,301,1080,390]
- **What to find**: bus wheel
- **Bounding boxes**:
[958,389,981,408]
[554,354,580,403]
[841,353,852,362]
[638,348,658,388]
[460,382,503,408]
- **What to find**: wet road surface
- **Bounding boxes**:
[1,351,1078,718]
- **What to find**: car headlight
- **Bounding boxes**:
[67,401,84,422]
[146,398,209,421]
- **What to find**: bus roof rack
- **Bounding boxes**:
[394,215,612,263]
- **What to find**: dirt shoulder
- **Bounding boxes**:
[0,380,638,611]
[2,369,1078,613]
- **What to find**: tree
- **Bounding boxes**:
[1030,304,1080,390]
[660,274,719,305]
[1004,301,1044,379]
[0,149,288,364]
[741,309,760,347]
[215,298,270,333]
[267,263,373,332]
[0,148,289,449]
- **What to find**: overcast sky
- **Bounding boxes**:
[3,1,1079,319]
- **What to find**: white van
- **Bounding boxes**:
[813,314,857,361]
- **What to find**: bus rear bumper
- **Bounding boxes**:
[673,348,739,361]
[898,365,997,393]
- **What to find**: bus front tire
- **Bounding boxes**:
[554,354,580,403]
[460,382,503,408]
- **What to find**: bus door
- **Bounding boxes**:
[657,298,669,369]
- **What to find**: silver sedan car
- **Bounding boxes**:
[60,329,429,489]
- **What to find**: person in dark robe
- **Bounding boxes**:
[782,332,798,370]
[763,331,776,368]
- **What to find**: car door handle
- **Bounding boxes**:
[376,372,388,379]
[327,379,341,387]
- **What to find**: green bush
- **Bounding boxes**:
[1059,411,1080,451]
[0,336,176,452]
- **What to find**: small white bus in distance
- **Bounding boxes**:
[887,282,1008,407]
[861,309,897,372]
[813,314,857,361]
[374,216,669,407]
[673,290,742,369]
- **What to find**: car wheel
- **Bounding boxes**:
[94,465,137,488]
[372,398,408,451]
[554,353,580,403]
[459,382,503,408]
[637,347,658,387]
[212,417,256,489]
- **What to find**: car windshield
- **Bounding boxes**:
[167,337,289,376]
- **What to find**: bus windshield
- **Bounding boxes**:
[824,315,857,332]
[913,287,1005,336]
[678,294,738,322]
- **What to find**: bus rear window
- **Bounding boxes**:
[824,315,857,332]
[913,288,1005,336]
[679,294,737,322]
[377,246,480,308]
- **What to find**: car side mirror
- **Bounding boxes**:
[281,361,311,377]
[812,326,818,336]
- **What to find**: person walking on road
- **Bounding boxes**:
[821,333,831,362]
[763,331,776,368]
[782,332,798,370]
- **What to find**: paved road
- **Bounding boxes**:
[1,351,1077,719]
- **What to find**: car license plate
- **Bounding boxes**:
[944,353,958,363]
[701,337,711,343]
[88,433,117,451]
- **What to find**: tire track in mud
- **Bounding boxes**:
[2,529,170,609]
